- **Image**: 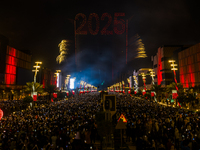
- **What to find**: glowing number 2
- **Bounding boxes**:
[75,13,87,35]
[88,13,100,35]
[101,13,113,35]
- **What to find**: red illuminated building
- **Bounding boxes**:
[0,35,32,89]
[41,68,56,88]
[178,43,200,88]
[152,45,187,87]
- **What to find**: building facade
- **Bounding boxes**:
[178,43,200,88]
[0,35,32,89]
[41,68,56,89]
[152,45,186,87]
[133,68,152,90]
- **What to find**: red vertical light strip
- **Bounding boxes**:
[5,47,17,85]
[43,79,45,88]
[157,48,162,85]
[126,19,128,65]
[173,70,178,91]
[74,20,77,66]
[143,79,146,91]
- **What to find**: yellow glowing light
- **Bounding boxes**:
[135,36,147,58]
[56,40,69,64]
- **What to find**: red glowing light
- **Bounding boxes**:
[151,92,155,97]
[0,109,3,120]
[88,13,99,35]
[53,93,57,98]
[101,13,113,35]
[5,47,17,85]
[75,13,125,35]
[33,95,37,101]
[126,19,128,64]
[114,13,125,35]
[157,48,162,85]
[75,13,87,35]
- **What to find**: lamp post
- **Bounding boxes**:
[32,62,42,96]
[149,69,155,85]
[141,73,146,91]
[127,78,131,95]
[54,70,61,90]
[169,60,180,107]
[149,69,157,102]
[133,75,138,94]
[122,81,125,94]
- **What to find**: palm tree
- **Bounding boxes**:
[24,82,43,94]
[151,84,162,102]
[44,84,56,101]
[166,82,184,106]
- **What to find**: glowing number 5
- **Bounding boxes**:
[114,13,125,35]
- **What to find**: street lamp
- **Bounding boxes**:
[133,75,138,93]
[149,69,155,85]
[32,61,42,94]
[54,70,61,89]
[169,60,180,107]
[127,78,131,95]
[149,69,157,102]
[141,73,146,91]
[168,60,178,90]
[65,75,71,90]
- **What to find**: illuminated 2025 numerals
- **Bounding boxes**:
[75,13,126,35]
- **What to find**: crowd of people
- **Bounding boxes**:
[0,94,100,150]
[114,95,200,150]
[0,93,200,150]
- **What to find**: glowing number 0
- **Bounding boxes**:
[75,13,87,35]
[88,13,100,35]
[101,13,113,35]
[114,13,125,35]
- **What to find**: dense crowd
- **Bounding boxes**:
[114,95,200,150]
[0,93,200,150]
[0,94,101,150]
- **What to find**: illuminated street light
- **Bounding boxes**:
[133,75,138,93]
[141,73,146,91]
[169,59,180,107]
[149,69,157,102]
[168,60,178,89]
[149,69,155,85]
[32,61,42,94]
[127,78,131,95]
[54,70,61,88]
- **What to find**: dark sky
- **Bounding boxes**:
[0,0,200,86]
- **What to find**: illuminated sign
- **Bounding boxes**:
[117,114,127,123]
[0,109,3,120]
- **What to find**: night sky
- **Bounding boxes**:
[0,0,199,86]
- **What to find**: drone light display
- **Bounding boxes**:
[56,40,69,64]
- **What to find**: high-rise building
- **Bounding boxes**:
[0,35,32,89]
[152,45,186,86]
[178,43,200,88]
